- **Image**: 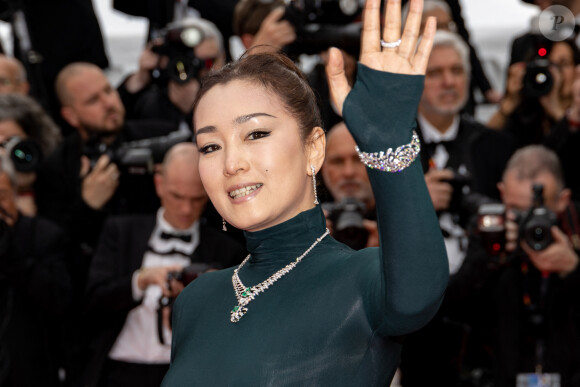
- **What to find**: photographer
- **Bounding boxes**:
[320,121,378,250]
[233,0,296,54]
[232,0,359,130]
[0,159,72,386]
[459,146,580,386]
[118,17,225,130]
[416,30,515,273]
[488,39,580,148]
[0,93,61,216]
[35,62,178,261]
[82,143,244,387]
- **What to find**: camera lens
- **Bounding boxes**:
[523,221,553,251]
[9,139,42,173]
[523,59,554,98]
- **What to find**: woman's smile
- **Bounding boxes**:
[228,183,264,201]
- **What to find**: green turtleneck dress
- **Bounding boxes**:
[161,65,449,386]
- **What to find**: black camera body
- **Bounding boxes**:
[523,57,554,98]
[0,137,42,173]
[167,263,212,287]
[151,21,209,84]
[83,130,191,175]
[323,197,368,250]
[283,0,362,57]
[443,167,473,215]
[478,184,558,255]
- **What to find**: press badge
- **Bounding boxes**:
[516,373,560,387]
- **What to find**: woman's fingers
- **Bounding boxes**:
[382,0,402,46]
[361,0,381,56]
[325,47,351,116]
[411,16,436,74]
[398,0,424,59]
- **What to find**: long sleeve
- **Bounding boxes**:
[343,64,449,336]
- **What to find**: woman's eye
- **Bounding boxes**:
[247,130,271,140]
[198,144,221,154]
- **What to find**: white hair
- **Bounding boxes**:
[401,0,452,26]
[432,30,471,77]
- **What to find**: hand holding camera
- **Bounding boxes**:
[521,225,579,276]
[538,61,566,121]
[137,265,184,298]
[124,40,167,94]
[478,184,577,274]
[80,154,119,210]
[251,7,297,52]
[424,168,454,212]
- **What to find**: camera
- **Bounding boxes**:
[83,130,191,175]
[151,19,214,84]
[478,184,558,255]
[442,167,473,215]
[283,0,363,57]
[167,263,213,287]
[323,197,368,250]
[0,137,42,173]
[157,262,212,344]
[518,184,558,251]
[523,57,554,98]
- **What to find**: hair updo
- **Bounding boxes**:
[193,51,322,143]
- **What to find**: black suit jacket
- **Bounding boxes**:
[417,115,516,202]
[80,214,246,387]
[35,120,177,293]
[0,215,72,387]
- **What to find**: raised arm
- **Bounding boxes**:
[326,0,448,336]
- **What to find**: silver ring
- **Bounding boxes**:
[380,39,401,48]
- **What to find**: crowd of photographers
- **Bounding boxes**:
[1,0,580,386]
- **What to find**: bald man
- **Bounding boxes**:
[0,55,30,95]
[82,143,245,387]
[35,62,177,258]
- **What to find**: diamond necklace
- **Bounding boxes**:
[230,228,330,323]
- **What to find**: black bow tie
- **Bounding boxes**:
[424,139,456,155]
[159,231,192,243]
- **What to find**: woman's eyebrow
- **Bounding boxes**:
[234,112,276,124]
[195,113,277,136]
[195,125,216,136]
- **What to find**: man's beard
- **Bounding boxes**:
[431,89,469,116]
[81,120,123,144]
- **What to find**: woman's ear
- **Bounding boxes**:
[307,127,326,174]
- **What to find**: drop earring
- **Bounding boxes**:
[311,165,319,205]
[222,218,227,231]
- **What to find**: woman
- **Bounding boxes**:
[488,39,580,147]
[162,0,448,385]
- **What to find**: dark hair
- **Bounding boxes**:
[193,51,322,142]
[0,93,62,155]
[233,0,284,36]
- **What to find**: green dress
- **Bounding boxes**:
[162,65,449,386]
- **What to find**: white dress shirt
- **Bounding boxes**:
[418,114,467,275]
[108,208,200,363]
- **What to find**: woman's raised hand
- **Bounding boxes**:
[326,0,436,116]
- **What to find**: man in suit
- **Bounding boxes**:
[34,62,178,270]
[81,143,245,387]
[399,30,515,386]
[0,160,72,386]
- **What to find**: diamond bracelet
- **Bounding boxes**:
[355,130,420,172]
